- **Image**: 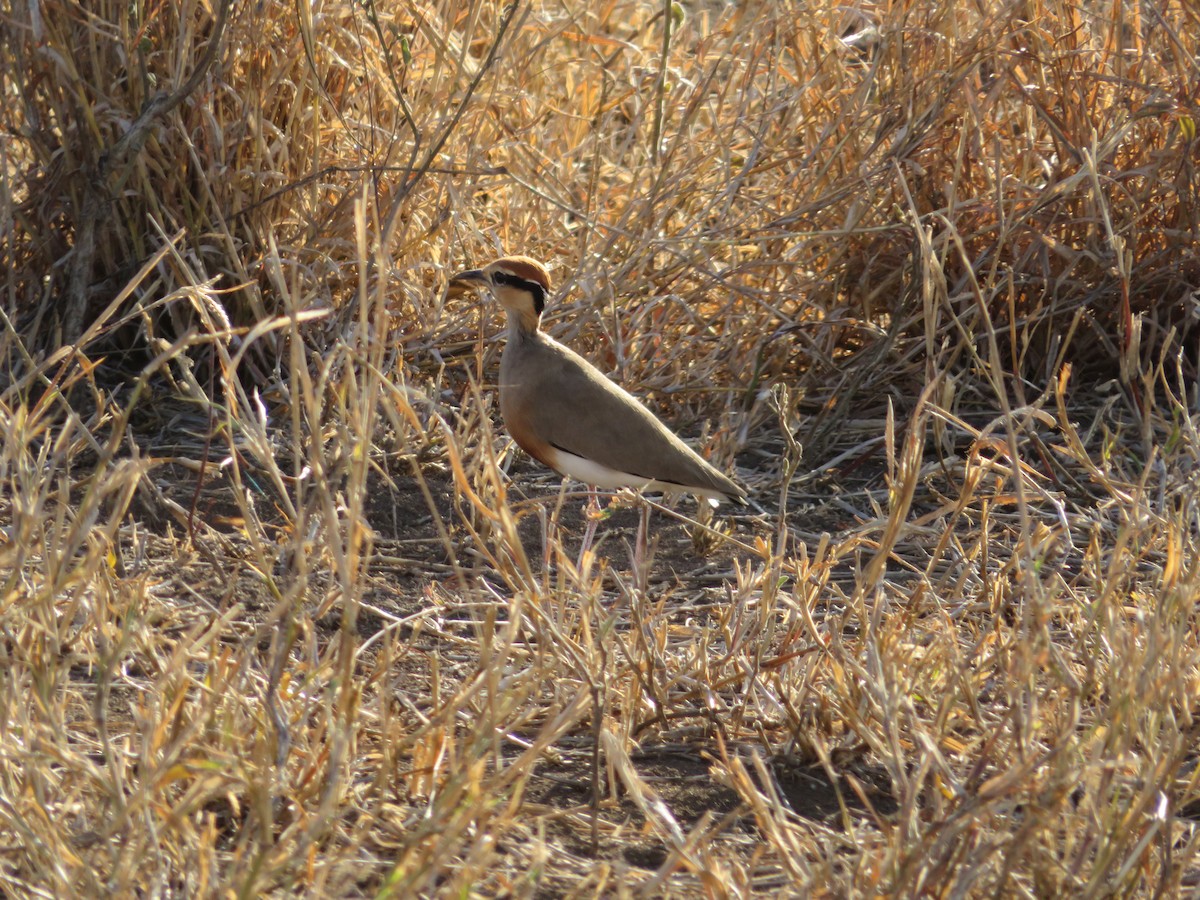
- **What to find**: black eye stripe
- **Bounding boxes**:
[492,272,537,290]
[492,271,546,315]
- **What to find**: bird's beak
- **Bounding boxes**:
[445,268,489,298]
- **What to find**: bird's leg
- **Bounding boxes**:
[631,495,653,585]
[688,495,718,552]
[579,484,602,563]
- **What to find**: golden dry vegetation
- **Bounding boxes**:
[2,0,1200,895]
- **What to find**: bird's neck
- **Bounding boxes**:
[506,310,542,341]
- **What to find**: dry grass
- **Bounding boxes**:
[2,0,1200,895]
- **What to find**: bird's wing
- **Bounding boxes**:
[506,336,740,496]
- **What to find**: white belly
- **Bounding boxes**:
[545,447,722,505]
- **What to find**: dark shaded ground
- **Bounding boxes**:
[520,741,896,867]
[116,427,890,884]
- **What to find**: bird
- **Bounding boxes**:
[448,255,745,506]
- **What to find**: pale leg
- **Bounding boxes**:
[579,484,602,563]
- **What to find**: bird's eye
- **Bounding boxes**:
[492,272,546,314]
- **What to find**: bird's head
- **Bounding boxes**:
[448,255,551,331]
